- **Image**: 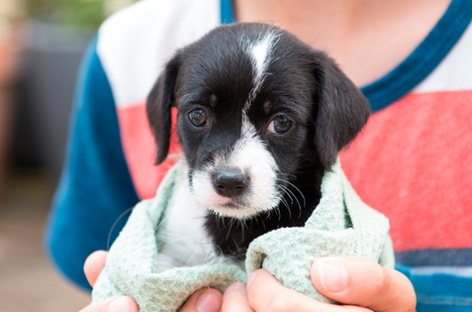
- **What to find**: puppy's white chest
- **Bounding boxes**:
[156,179,223,272]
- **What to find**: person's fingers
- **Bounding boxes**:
[179,287,222,312]
[311,257,416,312]
[221,282,254,312]
[83,253,222,312]
[79,296,138,312]
[84,250,108,287]
[246,269,371,312]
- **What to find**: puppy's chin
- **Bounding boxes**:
[207,201,275,220]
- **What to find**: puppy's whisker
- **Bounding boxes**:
[285,186,301,215]
[265,211,272,220]
[215,214,220,229]
[277,178,306,208]
[215,245,224,257]
[277,191,291,221]
[232,237,241,253]
[278,183,303,219]
[273,192,283,220]
[274,204,282,221]
[258,215,267,231]
[278,172,297,179]
[154,216,168,233]
[288,188,303,219]
[278,184,294,204]
[225,218,235,241]
[107,207,135,251]
[276,186,293,220]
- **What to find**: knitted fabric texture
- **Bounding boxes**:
[92,159,394,311]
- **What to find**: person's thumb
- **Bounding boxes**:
[84,250,108,287]
[311,257,416,312]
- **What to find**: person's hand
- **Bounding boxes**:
[79,250,138,312]
[79,251,223,312]
[221,257,416,312]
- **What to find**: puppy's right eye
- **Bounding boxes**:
[267,115,293,135]
[188,109,208,128]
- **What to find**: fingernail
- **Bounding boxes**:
[318,259,348,292]
[223,284,235,300]
[196,292,220,312]
[108,297,132,312]
[246,272,258,289]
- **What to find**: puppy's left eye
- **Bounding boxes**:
[188,109,208,127]
[267,115,293,135]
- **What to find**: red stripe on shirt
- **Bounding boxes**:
[116,101,181,200]
[340,90,472,252]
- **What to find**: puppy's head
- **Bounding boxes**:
[147,23,370,220]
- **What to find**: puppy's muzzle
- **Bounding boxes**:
[212,168,248,198]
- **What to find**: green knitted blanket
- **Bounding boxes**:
[92,159,394,311]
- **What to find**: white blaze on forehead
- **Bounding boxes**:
[249,34,274,82]
[245,32,279,109]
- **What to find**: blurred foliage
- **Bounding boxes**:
[24,0,137,29]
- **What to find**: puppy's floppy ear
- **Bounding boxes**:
[312,51,371,170]
[146,53,181,165]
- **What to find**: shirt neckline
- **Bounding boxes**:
[220,0,472,112]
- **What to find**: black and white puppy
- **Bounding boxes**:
[147,23,370,271]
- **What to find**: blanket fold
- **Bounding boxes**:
[92,159,394,311]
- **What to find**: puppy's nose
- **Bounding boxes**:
[212,169,248,198]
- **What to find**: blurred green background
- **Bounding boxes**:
[26,0,108,28]
[21,0,137,28]
[0,1,137,311]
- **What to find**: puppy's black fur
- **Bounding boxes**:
[147,23,370,261]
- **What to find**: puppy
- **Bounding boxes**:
[146,23,370,271]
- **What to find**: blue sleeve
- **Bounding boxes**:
[396,264,472,311]
[44,36,140,290]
